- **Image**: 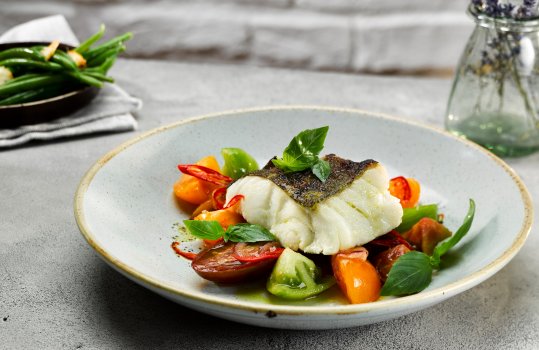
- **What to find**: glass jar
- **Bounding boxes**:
[445,6,539,157]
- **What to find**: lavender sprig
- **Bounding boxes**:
[472,0,538,19]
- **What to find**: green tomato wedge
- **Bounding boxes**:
[267,248,335,300]
[395,204,438,233]
[221,148,259,180]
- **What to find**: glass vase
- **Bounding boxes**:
[445,6,539,157]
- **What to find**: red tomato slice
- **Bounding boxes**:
[232,242,284,262]
[178,164,233,187]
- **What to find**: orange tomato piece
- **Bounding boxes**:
[173,156,221,205]
[404,178,421,208]
[194,208,245,230]
[194,198,245,230]
[389,176,421,208]
[331,247,381,304]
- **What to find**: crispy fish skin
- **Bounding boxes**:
[248,154,378,208]
[226,155,403,255]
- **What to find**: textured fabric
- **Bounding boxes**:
[0,15,141,148]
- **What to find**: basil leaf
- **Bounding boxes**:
[224,223,276,243]
[272,153,316,172]
[293,126,329,157]
[430,199,476,268]
[183,220,224,240]
[380,251,433,296]
[311,159,330,182]
[272,126,330,174]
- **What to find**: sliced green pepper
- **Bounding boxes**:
[267,248,335,300]
[396,203,438,233]
[221,147,259,180]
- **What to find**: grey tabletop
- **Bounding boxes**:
[1,59,538,350]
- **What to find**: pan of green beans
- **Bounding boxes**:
[0,25,132,128]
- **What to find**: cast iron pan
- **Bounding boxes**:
[0,42,100,129]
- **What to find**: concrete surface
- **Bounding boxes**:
[1,59,538,349]
[0,0,472,72]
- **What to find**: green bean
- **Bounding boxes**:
[82,71,114,83]
[0,75,66,97]
[98,55,116,73]
[2,73,43,85]
[0,29,130,98]
[84,56,116,74]
[83,32,132,60]
[75,24,106,53]
[67,72,103,88]
[0,83,74,105]
[0,58,64,72]
[51,50,77,71]
[0,88,47,105]
[86,45,125,68]
[0,48,43,61]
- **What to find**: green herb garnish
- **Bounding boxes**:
[272,126,331,182]
[430,199,476,268]
[223,223,276,242]
[183,220,223,240]
[381,199,476,296]
[380,251,433,296]
[183,220,276,243]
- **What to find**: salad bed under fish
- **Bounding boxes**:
[170,126,476,304]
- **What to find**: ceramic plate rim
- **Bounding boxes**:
[74,105,534,315]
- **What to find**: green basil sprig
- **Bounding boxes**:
[183,220,276,243]
[272,126,331,182]
[381,199,476,296]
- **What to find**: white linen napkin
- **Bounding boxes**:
[0,15,141,148]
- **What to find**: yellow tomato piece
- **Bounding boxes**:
[331,248,381,304]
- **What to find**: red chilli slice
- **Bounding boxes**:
[171,241,198,260]
[212,187,227,210]
[178,164,233,187]
[224,194,244,210]
[232,242,284,262]
[389,176,412,202]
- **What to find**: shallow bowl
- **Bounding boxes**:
[75,106,533,329]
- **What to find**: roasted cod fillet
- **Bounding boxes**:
[225,154,403,255]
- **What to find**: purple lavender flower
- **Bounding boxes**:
[471,0,538,19]
[516,0,537,18]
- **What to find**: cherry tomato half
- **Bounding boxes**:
[389,176,421,208]
[372,244,411,283]
[191,242,277,283]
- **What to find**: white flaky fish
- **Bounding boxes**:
[226,155,403,255]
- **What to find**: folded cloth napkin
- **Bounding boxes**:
[0,15,141,148]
